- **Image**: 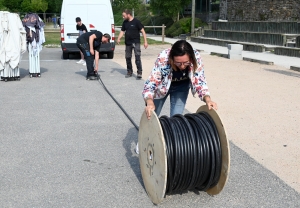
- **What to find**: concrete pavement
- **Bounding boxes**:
[0,48,299,207]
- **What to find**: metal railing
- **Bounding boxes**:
[211,21,300,34]
[115,24,166,43]
[204,30,285,46]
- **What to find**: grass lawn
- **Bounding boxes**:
[44,32,61,46]
[43,30,163,46]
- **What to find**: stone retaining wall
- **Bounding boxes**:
[220,0,300,21]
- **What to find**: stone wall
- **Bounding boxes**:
[220,0,300,21]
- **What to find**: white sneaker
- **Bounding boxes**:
[76,59,84,64]
[82,62,86,66]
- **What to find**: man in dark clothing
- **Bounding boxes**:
[117,9,148,79]
[75,17,88,65]
[76,31,111,80]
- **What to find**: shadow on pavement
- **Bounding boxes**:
[263,68,300,78]
[122,127,144,188]
[19,67,48,79]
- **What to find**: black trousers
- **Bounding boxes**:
[76,41,96,77]
[125,43,142,74]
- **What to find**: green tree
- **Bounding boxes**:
[112,0,141,11]
[150,0,191,22]
[20,0,32,12]
[31,0,47,12]
[3,0,23,12]
[46,0,62,14]
[20,0,48,13]
[0,0,9,11]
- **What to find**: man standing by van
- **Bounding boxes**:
[75,17,88,65]
[117,9,148,79]
[76,31,111,80]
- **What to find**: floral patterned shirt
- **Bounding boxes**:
[142,48,210,101]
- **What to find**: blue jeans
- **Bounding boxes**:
[154,80,190,117]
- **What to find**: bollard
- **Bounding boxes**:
[228,44,243,60]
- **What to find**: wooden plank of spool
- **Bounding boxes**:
[138,110,167,205]
[196,105,230,195]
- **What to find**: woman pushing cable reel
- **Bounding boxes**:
[137,40,230,204]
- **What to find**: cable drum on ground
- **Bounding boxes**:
[160,112,222,194]
[96,75,229,204]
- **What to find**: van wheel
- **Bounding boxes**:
[107,52,114,59]
[62,52,69,59]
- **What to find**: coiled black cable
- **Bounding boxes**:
[160,112,222,194]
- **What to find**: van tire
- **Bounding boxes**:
[107,52,114,59]
[62,52,69,59]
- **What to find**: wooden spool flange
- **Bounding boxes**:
[138,110,167,205]
[196,105,230,195]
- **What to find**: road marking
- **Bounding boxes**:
[21,60,57,62]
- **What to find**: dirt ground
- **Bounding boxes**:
[113,44,300,193]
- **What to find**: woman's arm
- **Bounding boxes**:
[192,50,218,110]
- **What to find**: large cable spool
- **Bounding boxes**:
[138,105,230,205]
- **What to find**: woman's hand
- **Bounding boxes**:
[204,95,218,110]
[145,99,155,120]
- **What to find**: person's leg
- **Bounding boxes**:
[80,51,85,60]
[134,43,142,76]
[76,51,85,64]
[85,55,95,77]
[169,81,190,117]
[125,45,133,77]
[76,42,94,78]
[153,93,169,117]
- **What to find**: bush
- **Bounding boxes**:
[166,21,182,37]
[165,17,207,37]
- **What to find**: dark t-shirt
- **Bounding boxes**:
[77,31,103,52]
[171,67,189,86]
[76,23,88,35]
[121,18,143,45]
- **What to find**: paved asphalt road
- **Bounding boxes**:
[0,48,299,207]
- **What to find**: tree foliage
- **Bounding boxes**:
[19,0,48,12]
[0,0,9,11]
[112,0,141,11]
[149,0,191,22]
[3,0,23,12]
[2,0,60,13]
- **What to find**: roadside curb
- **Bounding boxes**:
[243,57,274,65]
[210,52,228,58]
[290,66,300,72]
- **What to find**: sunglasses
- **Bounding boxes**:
[174,61,191,67]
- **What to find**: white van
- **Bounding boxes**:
[60,0,115,59]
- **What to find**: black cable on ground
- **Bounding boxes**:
[160,112,222,194]
[97,76,139,131]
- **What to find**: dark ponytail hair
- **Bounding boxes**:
[169,40,197,72]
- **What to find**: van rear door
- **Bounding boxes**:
[63,4,87,44]
[86,2,115,54]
